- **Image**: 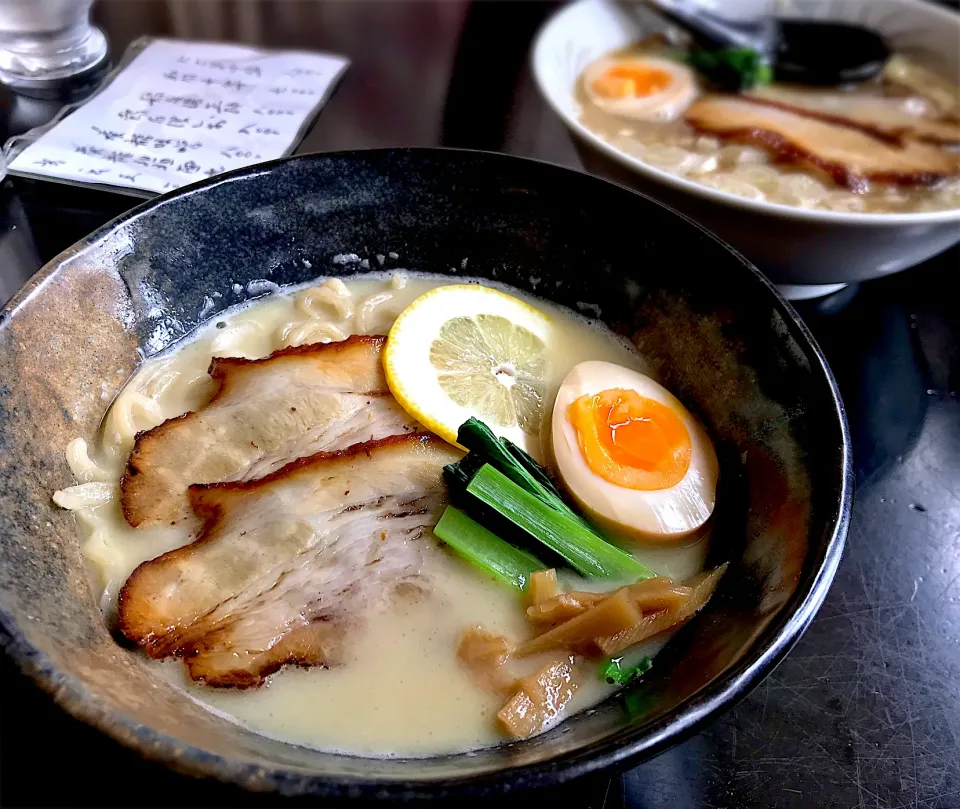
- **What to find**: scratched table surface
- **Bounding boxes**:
[0,3,958,808]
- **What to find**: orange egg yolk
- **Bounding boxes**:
[591,64,673,99]
[567,388,692,491]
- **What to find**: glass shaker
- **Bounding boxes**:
[0,0,108,98]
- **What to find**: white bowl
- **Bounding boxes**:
[532,0,960,295]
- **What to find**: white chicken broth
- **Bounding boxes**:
[55,273,712,756]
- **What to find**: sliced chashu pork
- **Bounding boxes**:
[748,85,960,146]
[121,335,419,528]
[883,55,960,121]
[118,433,461,687]
[685,95,960,191]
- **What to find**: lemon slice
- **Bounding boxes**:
[384,284,551,453]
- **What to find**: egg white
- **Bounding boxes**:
[582,56,699,122]
[549,361,718,541]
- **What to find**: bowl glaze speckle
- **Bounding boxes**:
[0,149,850,799]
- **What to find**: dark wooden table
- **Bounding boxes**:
[1,3,959,807]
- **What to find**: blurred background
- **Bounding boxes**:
[0,2,576,158]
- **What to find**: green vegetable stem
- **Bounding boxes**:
[466,464,655,580]
[452,417,588,525]
[433,505,544,591]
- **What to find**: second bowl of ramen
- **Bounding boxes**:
[533,0,960,295]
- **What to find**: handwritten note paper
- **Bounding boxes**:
[8,39,349,195]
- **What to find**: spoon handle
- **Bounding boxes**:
[628,0,778,56]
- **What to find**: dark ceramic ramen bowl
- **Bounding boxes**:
[0,149,850,799]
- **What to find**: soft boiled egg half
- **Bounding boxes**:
[550,361,718,541]
[583,56,699,122]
